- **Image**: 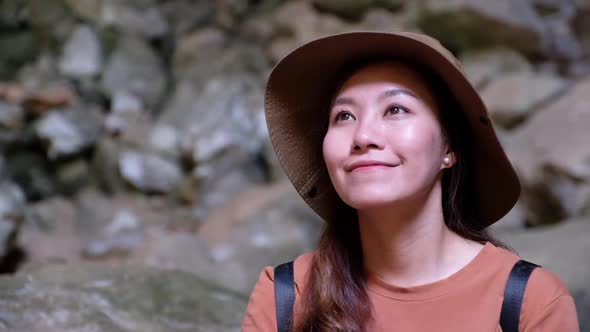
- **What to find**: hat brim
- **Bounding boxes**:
[264,31,520,229]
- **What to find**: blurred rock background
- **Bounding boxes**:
[0,0,588,330]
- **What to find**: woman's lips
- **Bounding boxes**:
[346,160,398,172]
[351,164,393,172]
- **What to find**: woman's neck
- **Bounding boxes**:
[358,182,483,288]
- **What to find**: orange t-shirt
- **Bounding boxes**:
[241,242,579,331]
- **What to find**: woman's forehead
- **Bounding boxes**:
[334,60,438,106]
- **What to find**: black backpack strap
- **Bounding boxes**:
[274,261,295,332]
[500,259,540,332]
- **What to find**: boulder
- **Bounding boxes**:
[76,189,145,258]
[35,107,103,159]
[0,181,25,258]
[118,151,182,194]
[507,79,590,225]
[0,263,246,331]
[459,48,532,89]
[497,219,590,330]
[480,71,569,129]
[143,181,322,294]
[64,0,169,38]
[0,100,24,129]
[100,35,166,108]
[311,0,375,20]
[18,197,80,268]
[417,0,546,56]
[59,24,102,78]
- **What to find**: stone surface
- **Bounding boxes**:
[0,263,246,331]
[3,152,56,201]
[0,100,24,129]
[144,181,322,294]
[417,0,547,56]
[311,0,374,20]
[497,219,590,331]
[460,48,532,89]
[148,124,180,158]
[101,35,166,108]
[160,76,266,164]
[0,181,25,258]
[76,189,145,257]
[65,0,169,38]
[481,71,569,129]
[35,107,104,159]
[118,151,182,194]
[172,28,269,85]
[507,79,590,225]
[59,24,102,78]
[18,197,80,268]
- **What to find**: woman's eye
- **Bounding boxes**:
[385,105,408,116]
[334,111,355,122]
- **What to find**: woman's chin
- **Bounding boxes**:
[343,194,404,211]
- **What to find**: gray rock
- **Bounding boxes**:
[19,197,80,268]
[172,28,269,84]
[145,182,322,294]
[64,0,169,38]
[63,0,101,22]
[35,107,104,159]
[267,1,351,61]
[417,0,547,56]
[91,138,127,194]
[203,182,323,293]
[544,16,585,61]
[497,219,590,330]
[118,151,182,194]
[28,0,70,29]
[460,48,532,88]
[0,31,40,79]
[161,76,266,164]
[0,181,25,258]
[311,0,374,20]
[267,1,414,61]
[3,152,55,200]
[573,6,590,55]
[481,71,569,129]
[148,124,180,158]
[77,190,145,257]
[0,100,24,129]
[101,35,166,108]
[59,25,103,78]
[159,0,215,36]
[374,0,405,12]
[489,201,526,233]
[105,109,153,147]
[111,91,143,114]
[507,78,590,225]
[56,159,89,195]
[0,263,246,331]
[192,154,267,219]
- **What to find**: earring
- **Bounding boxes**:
[443,156,451,166]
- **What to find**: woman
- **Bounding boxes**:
[241,32,579,331]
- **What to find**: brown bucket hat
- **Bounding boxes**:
[264,31,520,229]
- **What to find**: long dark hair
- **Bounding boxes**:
[294,59,512,331]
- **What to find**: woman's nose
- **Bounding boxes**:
[352,119,384,152]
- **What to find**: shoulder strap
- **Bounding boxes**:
[500,259,540,332]
[274,261,295,332]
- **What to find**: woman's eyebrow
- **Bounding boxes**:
[331,88,418,108]
[378,88,418,101]
[332,96,356,107]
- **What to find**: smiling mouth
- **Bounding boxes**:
[349,164,398,172]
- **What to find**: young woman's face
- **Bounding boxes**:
[323,61,453,211]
